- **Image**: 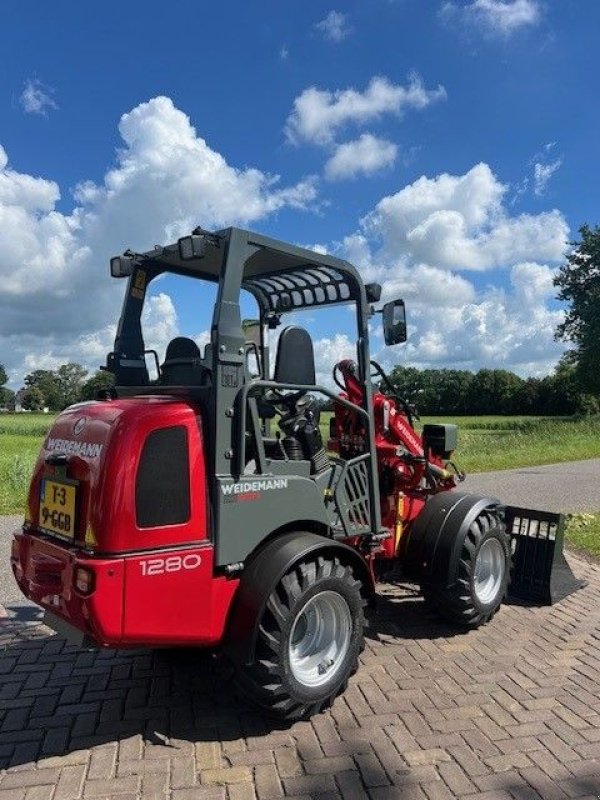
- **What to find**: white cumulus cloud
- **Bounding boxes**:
[286,74,446,146]
[20,79,58,115]
[363,163,568,271]
[0,96,319,388]
[440,0,540,36]
[142,293,179,356]
[313,333,357,386]
[325,134,398,181]
[331,162,568,376]
[315,11,351,43]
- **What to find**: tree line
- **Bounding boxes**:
[0,364,114,412]
[1,357,596,416]
[387,358,598,417]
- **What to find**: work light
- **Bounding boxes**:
[110,255,135,278]
[178,234,206,260]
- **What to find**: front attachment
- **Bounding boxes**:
[505,506,585,605]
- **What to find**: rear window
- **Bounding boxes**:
[135,426,190,528]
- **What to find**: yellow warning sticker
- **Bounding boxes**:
[85,524,98,548]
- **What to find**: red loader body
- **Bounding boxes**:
[12,397,238,647]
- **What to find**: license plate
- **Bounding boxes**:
[39,478,78,539]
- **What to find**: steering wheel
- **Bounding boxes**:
[264,387,309,416]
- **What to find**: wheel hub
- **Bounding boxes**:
[289,590,352,688]
[473,537,506,605]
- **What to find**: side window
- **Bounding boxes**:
[135,426,190,528]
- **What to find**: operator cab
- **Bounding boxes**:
[106,226,407,561]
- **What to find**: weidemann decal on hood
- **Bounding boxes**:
[221,478,288,496]
[46,438,103,458]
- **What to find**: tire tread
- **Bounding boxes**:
[421,510,510,629]
[235,552,366,720]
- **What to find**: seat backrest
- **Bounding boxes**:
[164,337,201,362]
[273,326,316,386]
[161,337,210,386]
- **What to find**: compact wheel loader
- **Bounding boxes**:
[11,227,581,720]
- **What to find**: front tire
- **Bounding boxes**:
[235,554,365,720]
[421,510,510,628]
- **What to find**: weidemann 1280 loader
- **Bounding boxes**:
[11,226,580,719]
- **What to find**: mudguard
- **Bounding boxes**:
[403,491,500,588]
[225,531,374,666]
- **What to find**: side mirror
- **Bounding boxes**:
[382,299,407,345]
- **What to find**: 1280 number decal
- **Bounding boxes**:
[139,554,202,576]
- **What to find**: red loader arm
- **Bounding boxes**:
[330,359,458,558]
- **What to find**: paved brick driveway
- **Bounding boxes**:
[1,556,600,800]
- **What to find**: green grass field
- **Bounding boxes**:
[0,415,55,515]
[1,412,599,557]
[420,415,600,473]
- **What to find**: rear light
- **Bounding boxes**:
[74,566,95,596]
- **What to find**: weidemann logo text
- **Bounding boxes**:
[221,478,288,496]
[46,438,103,458]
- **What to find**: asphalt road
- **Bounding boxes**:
[464,457,600,514]
[2,458,599,613]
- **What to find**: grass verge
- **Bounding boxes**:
[448,416,600,473]
[0,415,55,514]
[565,513,600,558]
[0,435,41,515]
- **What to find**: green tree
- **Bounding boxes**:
[21,385,46,411]
[24,370,61,410]
[541,356,600,416]
[465,369,524,415]
[514,377,542,415]
[554,224,600,395]
[421,369,474,414]
[56,363,88,407]
[0,387,15,408]
[388,366,423,398]
[23,364,89,410]
[0,364,11,407]
[79,370,115,401]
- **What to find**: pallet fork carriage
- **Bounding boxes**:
[11,226,582,719]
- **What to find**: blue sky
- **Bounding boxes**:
[1,0,599,389]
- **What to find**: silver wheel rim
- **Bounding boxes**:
[473,538,506,605]
[289,590,352,688]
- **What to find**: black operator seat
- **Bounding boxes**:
[246,326,317,469]
[161,337,211,386]
[273,326,316,386]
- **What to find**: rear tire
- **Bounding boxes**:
[235,554,365,720]
[421,509,510,628]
